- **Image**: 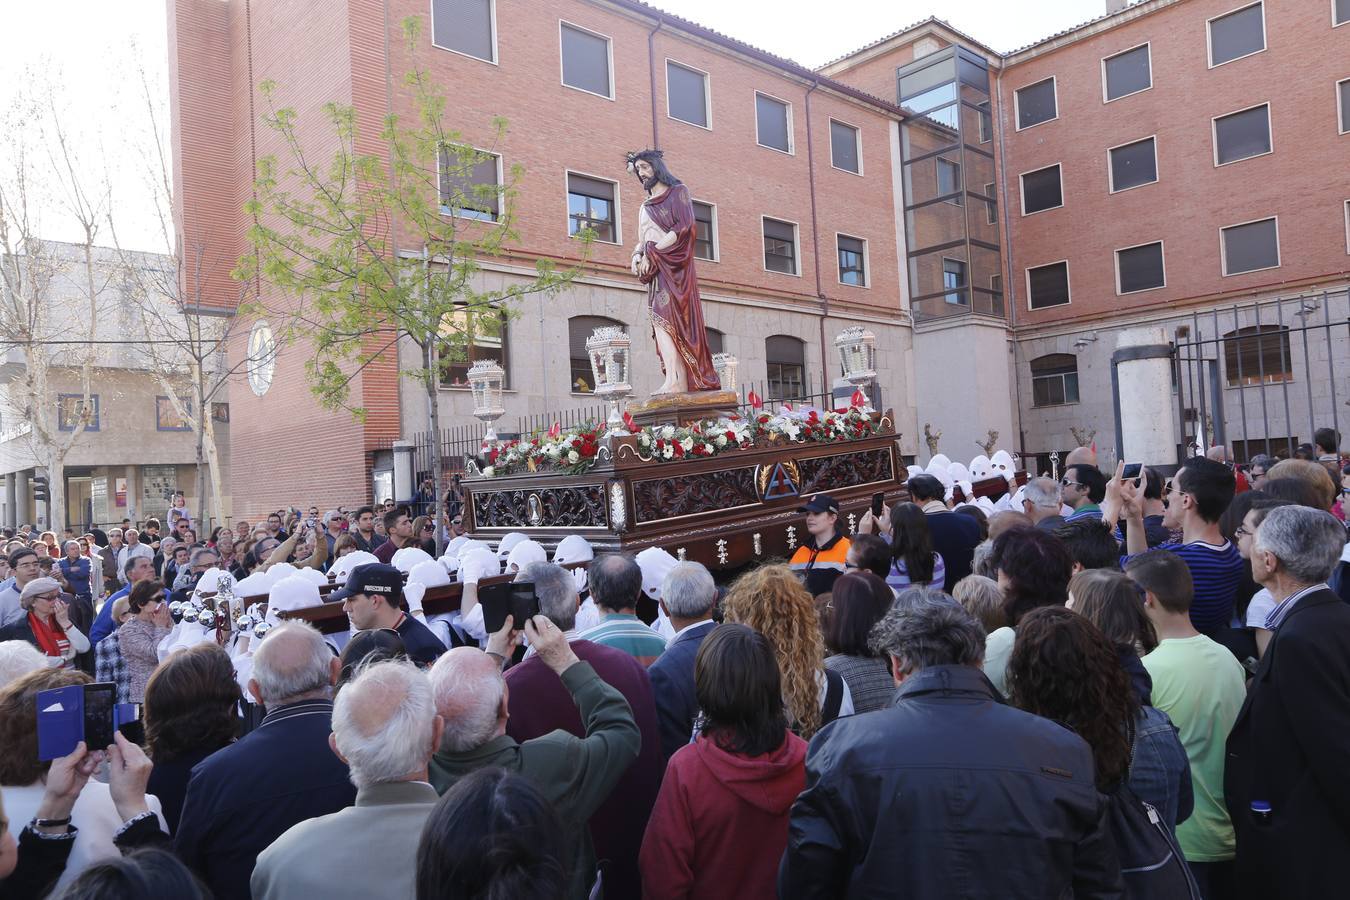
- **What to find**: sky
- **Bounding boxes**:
[0,0,1104,252]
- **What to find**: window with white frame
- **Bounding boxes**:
[1208,2,1265,67]
[667,61,710,128]
[1221,217,1279,275]
[763,218,798,274]
[1213,103,1271,165]
[1339,78,1349,134]
[1031,354,1080,407]
[830,120,861,173]
[1109,137,1158,192]
[1337,0,1349,26]
[692,201,716,261]
[1021,164,1063,215]
[560,23,612,98]
[431,0,496,63]
[1116,241,1166,294]
[1015,78,1057,129]
[837,235,866,286]
[567,173,617,243]
[937,157,962,205]
[1103,44,1151,101]
[755,93,792,153]
[1027,261,1070,309]
[439,146,501,221]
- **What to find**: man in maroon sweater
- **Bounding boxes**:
[505,561,663,900]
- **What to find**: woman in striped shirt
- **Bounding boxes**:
[880,502,946,592]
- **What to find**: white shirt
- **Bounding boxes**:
[1246,588,1277,629]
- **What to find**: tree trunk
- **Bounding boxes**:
[195,395,208,534]
[424,337,445,556]
[202,414,225,531]
[45,457,65,532]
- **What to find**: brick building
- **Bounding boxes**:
[169,0,919,517]
[824,0,1350,467]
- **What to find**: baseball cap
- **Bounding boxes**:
[797,494,840,515]
[330,563,404,605]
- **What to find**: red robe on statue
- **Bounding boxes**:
[638,183,721,392]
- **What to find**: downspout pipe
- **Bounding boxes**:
[647,16,665,148]
[804,79,829,393]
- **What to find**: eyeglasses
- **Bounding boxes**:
[1234,525,1253,538]
[422,524,435,531]
[1060,479,1084,488]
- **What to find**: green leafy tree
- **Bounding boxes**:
[236,18,587,550]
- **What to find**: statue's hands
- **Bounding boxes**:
[637,255,654,277]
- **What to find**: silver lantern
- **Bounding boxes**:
[834,326,877,391]
[586,326,632,433]
[468,358,507,445]
[711,352,738,393]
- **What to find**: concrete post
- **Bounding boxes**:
[125,466,138,523]
[392,441,415,505]
[4,474,14,529]
[1112,326,1179,467]
[15,470,29,529]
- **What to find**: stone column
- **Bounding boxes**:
[15,470,29,529]
[4,474,14,529]
[392,441,415,504]
[1112,327,1179,468]
[124,465,138,523]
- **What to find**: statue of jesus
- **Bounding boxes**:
[626,150,721,396]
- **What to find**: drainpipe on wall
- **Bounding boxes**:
[994,65,1026,453]
[804,79,829,392]
[647,16,665,148]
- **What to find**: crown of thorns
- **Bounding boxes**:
[625,149,664,174]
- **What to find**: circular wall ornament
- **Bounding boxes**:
[247,320,277,397]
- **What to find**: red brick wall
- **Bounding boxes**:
[998,0,1350,328]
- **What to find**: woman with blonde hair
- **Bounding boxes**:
[722,564,853,737]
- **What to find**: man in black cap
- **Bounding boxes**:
[789,494,852,596]
[332,563,447,666]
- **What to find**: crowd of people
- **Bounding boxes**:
[1,431,1349,899]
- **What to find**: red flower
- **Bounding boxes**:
[725,430,737,441]
[488,448,500,463]
[673,442,685,458]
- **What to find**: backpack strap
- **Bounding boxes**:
[821,667,845,724]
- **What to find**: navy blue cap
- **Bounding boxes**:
[797,494,840,515]
[330,563,403,605]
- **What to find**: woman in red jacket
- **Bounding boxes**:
[639,623,807,899]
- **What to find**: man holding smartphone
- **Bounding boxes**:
[332,563,446,666]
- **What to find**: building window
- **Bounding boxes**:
[211,403,230,423]
[439,146,500,221]
[431,0,496,64]
[559,22,612,98]
[567,172,617,243]
[977,100,992,143]
[440,308,509,388]
[1116,241,1166,294]
[1339,78,1349,134]
[57,394,99,432]
[1020,164,1063,215]
[1103,44,1152,102]
[1027,261,1070,310]
[765,335,806,399]
[1108,136,1158,192]
[1208,2,1265,67]
[569,315,624,393]
[936,157,962,205]
[692,201,716,261]
[837,235,867,286]
[1015,77,1057,130]
[1223,324,1292,386]
[943,258,968,306]
[1338,0,1349,27]
[705,327,725,356]
[990,273,1003,301]
[1031,354,1080,407]
[755,93,792,153]
[762,217,798,275]
[984,182,997,225]
[667,61,710,128]
[1213,103,1271,165]
[1221,217,1280,275]
[156,397,192,432]
[829,119,861,174]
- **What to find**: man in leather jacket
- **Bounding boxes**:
[780,588,1123,899]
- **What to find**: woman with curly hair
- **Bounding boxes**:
[722,564,852,738]
[1008,607,1193,833]
[143,642,242,833]
[981,526,1073,696]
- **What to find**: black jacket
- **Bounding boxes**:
[395,612,450,664]
[1225,587,1350,899]
[924,511,983,592]
[780,665,1122,899]
[647,619,716,760]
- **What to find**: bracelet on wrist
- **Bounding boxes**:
[485,650,507,669]
[33,816,72,828]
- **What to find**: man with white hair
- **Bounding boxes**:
[252,660,443,900]
[502,561,663,900]
[115,528,153,585]
[1225,506,1350,898]
[1021,477,1065,531]
[428,614,640,900]
[175,621,356,900]
[0,638,46,687]
[646,561,719,760]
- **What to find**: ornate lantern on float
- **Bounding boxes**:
[468,358,507,445]
[586,326,632,433]
[711,352,738,393]
[834,326,877,393]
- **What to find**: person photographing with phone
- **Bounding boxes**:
[0,578,89,669]
[332,563,446,666]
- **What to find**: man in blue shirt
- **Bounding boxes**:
[90,555,154,644]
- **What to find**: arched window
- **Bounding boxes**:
[705,327,725,357]
[1223,325,1292,386]
[765,335,806,400]
[1030,353,1079,407]
[569,315,625,393]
